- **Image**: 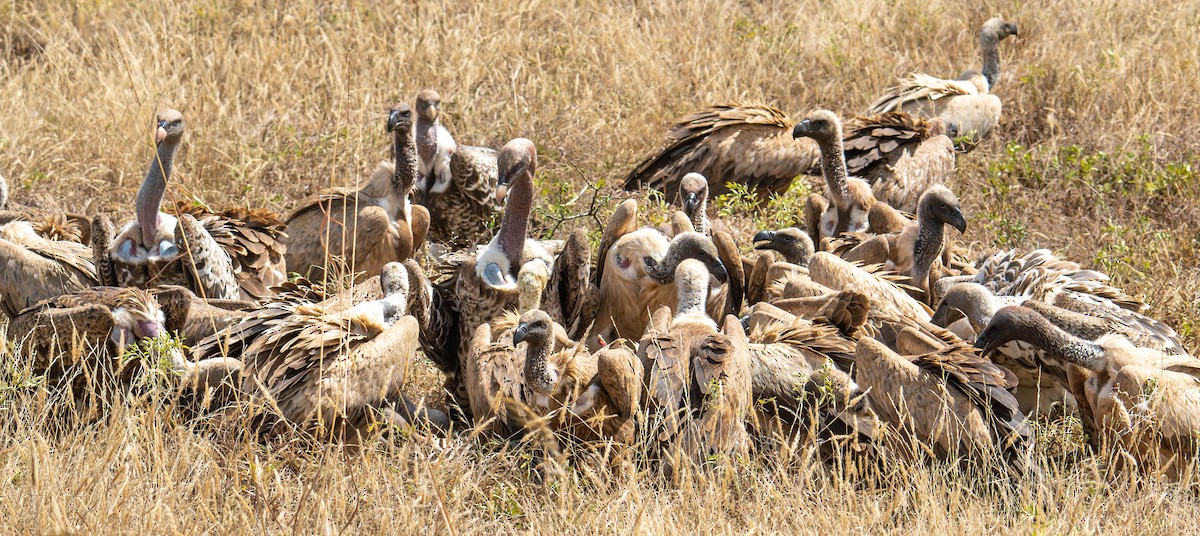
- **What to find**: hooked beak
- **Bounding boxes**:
[752,230,777,251]
[947,209,968,234]
[930,303,961,327]
[710,260,729,283]
[387,110,401,132]
[974,333,1001,357]
[512,322,530,345]
[155,120,169,145]
[791,119,812,139]
[683,192,699,215]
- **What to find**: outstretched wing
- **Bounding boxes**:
[624,103,819,199]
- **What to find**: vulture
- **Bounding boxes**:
[6,286,190,405]
[791,110,883,240]
[413,89,502,248]
[0,217,97,318]
[589,199,735,351]
[639,259,753,474]
[623,103,821,201]
[830,185,968,299]
[444,139,553,418]
[678,172,711,236]
[103,109,286,300]
[842,113,957,212]
[933,279,1185,416]
[807,251,933,322]
[742,299,876,444]
[867,18,1020,149]
[748,227,837,306]
[977,306,1200,479]
[284,102,429,283]
[0,172,91,243]
[191,262,421,441]
[854,333,1033,474]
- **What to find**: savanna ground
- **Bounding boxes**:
[2,0,1200,533]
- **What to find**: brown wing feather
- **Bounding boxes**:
[624,103,819,199]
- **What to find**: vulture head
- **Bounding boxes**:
[973,305,1049,357]
[155,108,185,146]
[791,110,843,147]
[982,17,1019,41]
[752,227,814,266]
[679,172,709,218]
[415,89,442,123]
[109,288,169,350]
[387,102,414,134]
[917,185,967,234]
[645,231,728,285]
[930,282,995,329]
[514,309,558,394]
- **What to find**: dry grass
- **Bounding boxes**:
[2,0,1200,533]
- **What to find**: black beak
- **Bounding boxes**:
[512,323,529,345]
[387,110,401,132]
[157,120,169,130]
[752,230,776,250]
[683,192,699,215]
[710,260,729,283]
[930,303,959,327]
[1009,24,1019,36]
[791,120,812,139]
[974,333,1000,356]
[947,208,968,234]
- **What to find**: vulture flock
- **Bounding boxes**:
[3,17,1198,479]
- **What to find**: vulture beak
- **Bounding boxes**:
[974,333,1001,357]
[752,230,776,250]
[929,303,960,327]
[710,260,729,283]
[683,192,699,215]
[512,322,530,345]
[791,120,812,139]
[387,110,401,132]
[155,120,169,145]
[948,208,968,234]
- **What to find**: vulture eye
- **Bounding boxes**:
[643,257,654,267]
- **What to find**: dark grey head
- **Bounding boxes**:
[931,282,993,328]
[648,231,728,284]
[513,309,553,346]
[974,305,1047,356]
[752,227,814,266]
[918,185,967,234]
[387,102,414,133]
[791,109,842,145]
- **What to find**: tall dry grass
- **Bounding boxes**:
[2,0,1200,533]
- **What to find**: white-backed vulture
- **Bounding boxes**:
[743,300,876,444]
[638,259,753,473]
[413,89,501,248]
[791,110,880,240]
[192,262,420,441]
[623,103,821,200]
[540,228,598,340]
[854,334,1033,474]
[842,112,957,212]
[678,172,711,236]
[832,185,967,299]
[104,109,280,301]
[6,286,187,401]
[0,218,97,318]
[977,306,1200,479]
[867,18,1020,149]
[808,251,933,322]
[590,225,729,351]
[284,102,429,283]
[0,172,91,243]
